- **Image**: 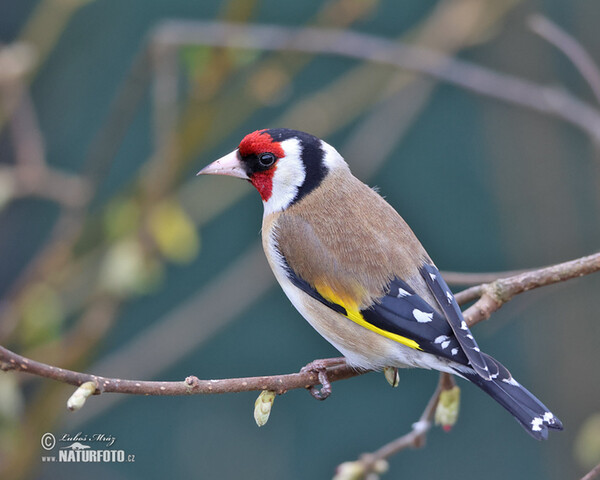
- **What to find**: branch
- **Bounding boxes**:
[529,14,600,106]
[462,251,600,327]
[0,345,358,395]
[345,373,456,478]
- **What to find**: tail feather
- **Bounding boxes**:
[456,353,563,440]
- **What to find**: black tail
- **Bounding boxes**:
[455,353,563,440]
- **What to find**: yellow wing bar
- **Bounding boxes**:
[315,284,422,351]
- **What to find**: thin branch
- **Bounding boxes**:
[452,252,600,306]
[529,14,600,106]
[335,374,456,478]
[0,345,358,395]
[359,374,453,466]
[463,251,600,328]
[454,284,485,305]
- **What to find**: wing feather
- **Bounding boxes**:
[420,263,491,379]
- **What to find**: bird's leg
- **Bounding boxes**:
[300,357,347,401]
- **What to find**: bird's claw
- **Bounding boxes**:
[300,358,345,401]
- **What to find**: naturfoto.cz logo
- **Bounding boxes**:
[40,432,135,463]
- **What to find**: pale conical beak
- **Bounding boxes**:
[197,149,249,179]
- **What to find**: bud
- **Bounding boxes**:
[333,459,387,480]
[383,367,399,387]
[254,390,276,427]
[333,461,365,480]
[435,385,461,431]
[67,382,97,411]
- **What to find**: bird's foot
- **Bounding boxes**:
[300,357,346,401]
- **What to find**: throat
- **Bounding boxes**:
[250,170,275,201]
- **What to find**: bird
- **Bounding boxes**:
[197,128,563,440]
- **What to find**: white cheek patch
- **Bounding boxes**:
[263,138,306,216]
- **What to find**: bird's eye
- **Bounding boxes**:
[258,152,276,168]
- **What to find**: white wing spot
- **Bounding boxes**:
[502,377,520,386]
[531,417,544,432]
[413,309,433,323]
[429,272,437,281]
[397,288,411,298]
[446,291,453,304]
[451,348,458,356]
[434,335,449,344]
[441,340,451,349]
[543,412,554,422]
[466,334,474,340]
[472,346,480,352]
[460,321,468,330]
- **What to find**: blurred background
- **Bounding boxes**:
[0,0,599,479]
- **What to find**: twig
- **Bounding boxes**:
[463,251,600,327]
[581,462,600,480]
[454,284,485,306]
[529,14,600,106]
[344,373,454,479]
[452,252,600,307]
[0,345,358,396]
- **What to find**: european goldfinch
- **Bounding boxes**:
[198,128,562,439]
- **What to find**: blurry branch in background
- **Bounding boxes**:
[0,0,91,130]
[335,373,456,480]
[581,463,600,480]
[5,87,89,208]
[529,14,600,106]
[0,44,87,209]
[440,268,529,286]
[152,19,600,143]
[1,250,598,396]
[0,43,36,117]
